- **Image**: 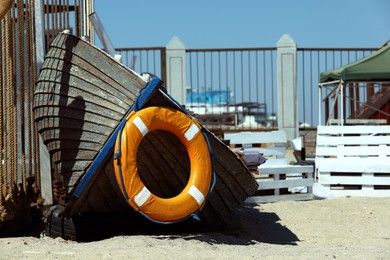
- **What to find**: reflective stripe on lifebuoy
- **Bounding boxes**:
[113,106,212,223]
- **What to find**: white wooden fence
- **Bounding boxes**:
[316,125,390,197]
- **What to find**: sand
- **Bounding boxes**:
[0,197,389,259]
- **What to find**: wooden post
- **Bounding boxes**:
[277,34,298,140]
[349,83,355,117]
[35,0,53,205]
[165,36,186,104]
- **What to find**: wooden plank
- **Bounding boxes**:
[321,185,390,197]
[316,135,390,146]
[239,147,286,158]
[259,165,313,174]
[316,145,390,157]
[256,178,314,190]
[34,33,144,192]
[316,125,390,197]
[316,159,390,173]
[319,173,390,185]
[317,125,390,135]
[224,130,287,145]
[245,193,313,204]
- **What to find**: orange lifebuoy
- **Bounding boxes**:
[113,106,212,223]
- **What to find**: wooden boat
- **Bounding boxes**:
[34,32,258,238]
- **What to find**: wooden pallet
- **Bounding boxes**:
[316,125,390,197]
[225,130,315,203]
[246,165,314,203]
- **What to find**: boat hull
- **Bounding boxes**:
[34,33,258,228]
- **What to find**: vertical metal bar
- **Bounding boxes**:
[263,50,266,113]
[325,50,328,71]
[188,52,193,105]
[317,51,320,90]
[80,0,85,36]
[347,50,350,64]
[355,83,360,115]
[53,0,58,37]
[210,51,213,91]
[332,50,335,68]
[146,50,149,73]
[340,50,342,67]
[310,50,313,125]
[75,0,80,36]
[247,51,251,104]
[325,94,329,124]
[225,51,228,103]
[153,50,156,75]
[233,51,236,107]
[10,3,17,195]
[218,51,221,92]
[318,85,322,125]
[17,0,27,191]
[255,51,260,124]
[160,48,166,83]
[35,0,47,197]
[65,0,69,29]
[0,3,6,201]
[349,83,355,117]
[203,51,206,103]
[270,50,275,114]
[240,51,244,104]
[302,51,306,127]
[196,52,200,104]
[26,0,33,179]
[340,81,344,125]
[139,50,143,72]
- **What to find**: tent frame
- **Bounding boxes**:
[318,80,343,126]
[318,80,390,126]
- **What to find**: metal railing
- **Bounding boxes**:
[115,47,166,82]
[297,48,378,127]
[115,44,380,131]
[186,48,277,131]
[186,47,378,130]
[1,0,94,224]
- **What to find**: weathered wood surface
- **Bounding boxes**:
[127,89,258,224]
[246,165,314,203]
[71,89,259,224]
[34,33,258,226]
[34,32,145,193]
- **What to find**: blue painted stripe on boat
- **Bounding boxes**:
[72,77,162,198]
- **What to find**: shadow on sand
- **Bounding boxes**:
[66,204,299,245]
[156,205,300,246]
[1,204,299,246]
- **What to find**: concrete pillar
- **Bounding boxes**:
[165,36,186,104]
[277,34,298,141]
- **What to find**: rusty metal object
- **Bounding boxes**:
[0,0,12,19]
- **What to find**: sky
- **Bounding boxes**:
[94,0,390,49]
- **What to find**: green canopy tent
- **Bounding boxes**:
[318,42,390,125]
[321,43,390,83]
